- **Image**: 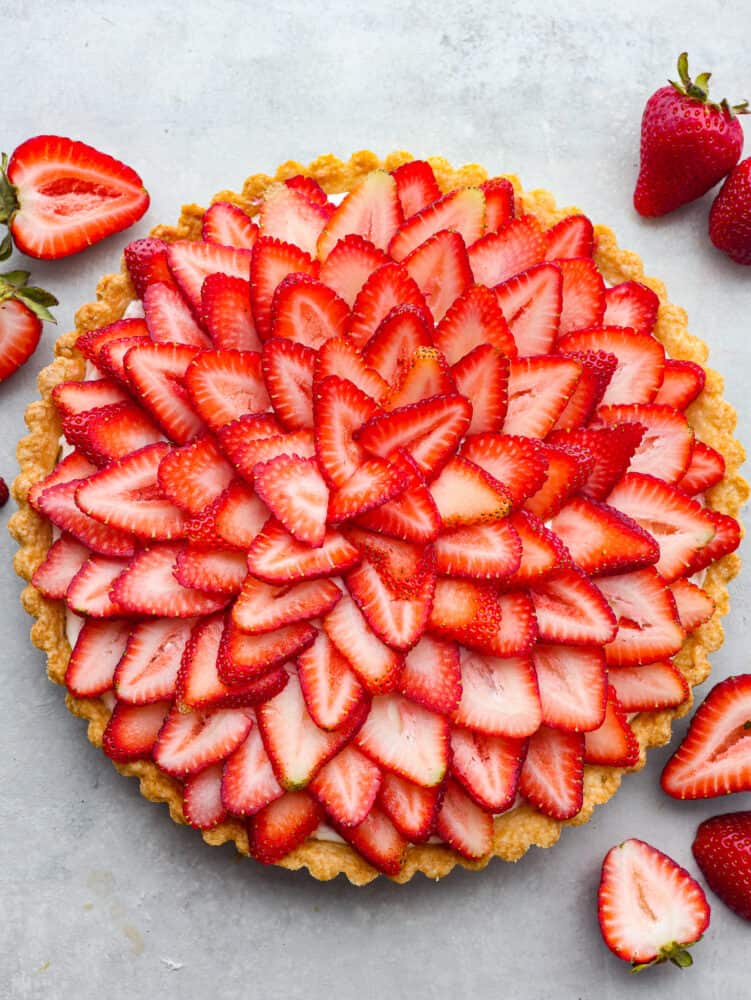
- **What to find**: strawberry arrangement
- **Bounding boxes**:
[23,157,742,879]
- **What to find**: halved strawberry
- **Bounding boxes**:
[246,519,360,583]
[435,778,493,861]
[327,457,406,522]
[309,745,382,827]
[503,355,582,437]
[551,496,659,576]
[391,159,442,219]
[519,725,584,820]
[451,344,509,435]
[433,520,521,580]
[428,456,511,527]
[284,174,332,209]
[378,772,441,842]
[261,337,315,430]
[602,280,660,336]
[185,349,270,431]
[111,543,229,617]
[553,349,618,430]
[584,687,640,766]
[502,510,567,585]
[124,238,175,297]
[385,346,454,409]
[260,182,331,257]
[529,569,618,645]
[461,433,548,508]
[232,576,341,634]
[102,700,171,762]
[389,187,485,261]
[608,660,689,712]
[65,619,130,698]
[66,554,127,618]
[335,804,407,876]
[450,727,526,813]
[481,177,515,232]
[166,240,252,314]
[218,620,317,683]
[661,674,751,799]
[399,634,462,716]
[270,273,349,349]
[174,547,247,595]
[595,567,685,667]
[596,403,693,484]
[157,434,234,514]
[523,444,590,521]
[36,479,136,557]
[356,693,449,787]
[143,281,211,348]
[183,763,227,830]
[32,533,91,600]
[250,237,318,340]
[248,791,323,864]
[313,375,378,487]
[114,618,193,704]
[670,578,715,632]
[677,440,725,495]
[201,201,259,249]
[253,454,329,547]
[315,336,389,401]
[454,650,541,738]
[533,644,607,732]
[548,424,645,501]
[52,377,129,418]
[495,262,562,357]
[468,215,546,287]
[217,418,315,482]
[201,273,262,352]
[361,303,433,386]
[324,593,403,693]
[557,257,606,334]
[124,342,205,444]
[545,214,594,259]
[557,326,665,406]
[434,283,516,364]
[221,724,284,816]
[684,509,741,575]
[606,473,716,582]
[403,229,474,322]
[318,234,389,308]
[297,629,366,731]
[77,317,150,368]
[63,401,162,465]
[318,170,402,259]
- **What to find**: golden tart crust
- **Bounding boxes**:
[9,150,748,885]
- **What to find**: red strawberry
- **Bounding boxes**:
[201,201,259,249]
[654,359,705,410]
[327,457,406,522]
[318,234,389,308]
[494,262,562,357]
[221,725,284,817]
[174,547,247,595]
[335,805,407,876]
[112,543,229,617]
[552,349,617,431]
[662,674,751,798]
[385,346,454,409]
[599,839,710,970]
[270,273,349,349]
[248,791,323,864]
[0,295,43,382]
[402,229,473,323]
[434,283,516,365]
[670,578,715,632]
[250,237,318,340]
[349,264,431,349]
[309,745,382,827]
[260,182,330,257]
[65,619,130,698]
[428,456,511,528]
[550,495,659,576]
[201,273,262,352]
[36,478,136,557]
[378,772,441,843]
[284,174,332,209]
[454,650,541,738]
[217,418,315,483]
[451,344,509,434]
[391,159,442,219]
[219,620,317,683]
[114,618,193,704]
[77,317,149,368]
[429,578,501,645]
[557,327,665,407]
[246,519,359,583]
[461,433,548,508]
[315,336,389,401]
[523,444,591,521]
[545,215,594,260]
[323,593,403,693]
[533,644,607,733]
[66,554,127,618]
[102,700,171,762]
[5,135,149,258]
[123,238,175,297]
[557,257,605,335]
[355,453,441,544]
[261,338,315,430]
[548,424,645,501]
[124,342,205,444]
[356,693,449,787]
[468,215,546,287]
[96,337,152,384]
[608,660,689,713]
[313,375,378,487]
[435,778,493,861]
[399,634,461,716]
[389,187,485,261]
[27,453,104,512]
[476,591,538,658]
[503,355,582,437]
[318,170,402,259]
[52,377,129,417]
[204,480,267,550]
[232,576,341,635]
[530,569,618,645]
[519,725,584,820]
[157,434,234,514]
[185,349,269,431]
[450,727,526,812]
[361,304,433,387]
[480,177,515,232]
[143,281,211,348]
[634,53,747,217]
[64,401,162,465]
[433,520,521,580]
[683,509,741,575]
[166,240,252,315]
[253,454,329,547]
[603,280,660,336]
[297,630,366,731]
[596,567,685,667]
[31,533,91,600]
[693,811,751,921]
[182,764,227,830]
[503,510,568,586]
[709,157,751,265]
[584,687,640,766]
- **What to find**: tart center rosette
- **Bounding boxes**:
[27,160,740,876]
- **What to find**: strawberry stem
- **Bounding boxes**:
[0,269,58,323]
[630,939,699,973]
[0,152,19,225]
[669,53,749,116]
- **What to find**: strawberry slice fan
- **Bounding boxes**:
[10,151,747,885]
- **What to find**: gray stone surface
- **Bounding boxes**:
[1,2,749,997]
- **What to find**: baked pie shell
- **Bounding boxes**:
[9,150,747,885]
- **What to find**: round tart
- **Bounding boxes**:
[11,151,747,884]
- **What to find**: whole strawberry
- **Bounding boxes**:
[709,157,751,264]
[693,811,751,921]
[634,53,748,217]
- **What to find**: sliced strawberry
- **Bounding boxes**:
[328,457,406,522]
[495,262,562,357]
[390,187,485,261]
[336,804,407,876]
[233,576,341,634]
[324,593,403,693]
[683,509,741,575]
[318,170,402,260]
[433,520,521,581]
[385,346,454,409]
[27,452,93,511]
[64,401,163,465]
[297,629,366,731]
[361,304,433,386]
[202,201,259,249]
[391,159,442,219]
[553,349,618,431]
[670,578,715,631]
[32,533,90,601]
[429,578,502,645]
[378,772,441,842]
[608,660,689,712]
[248,791,323,864]
[602,280,659,336]
[183,763,227,830]
[584,687,640,766]
[218,620,316,683]
[102,700,171,762]
[403,229,474,323]
[662,675,751,799]
[678,440,725,495]
[545,214,594,259]
[315,336,389,401]
[356,393,471,479]
[174,547,247,595]
[253,454,329,547]
[530,569,618,645]
[221,724,284,816]
[595,567,685,667]
[309,745,382,827]
[217,418,314,482]
[435,778,493,861]
[523,444,590,521]
[355,456,441,544]
[185,349,269,431]
[114,618,193,704]
[52,377,129,418]
[461,433,548,508]
[36,479,136,557]
[548,424,645,501]
[557,257,606,335]
[260,182,330,257]
[261,337,315,430]
[450,727,526,813]
[246,519,359,584]
[284,174,332,209]
[77,317,149,368]
[454,650,541,738]
[399,634,461,716]
[519,726,584,820]
[124,342,204,444]
[65,555,127,617]
[313,375,378,487]
[166,240,252,315]
[503,355,582,437]
[451,344,509,435]
[479,591,538,657]
[468,215,546,287]
[429,456,511,527]
[502,510,567,586]
[270,273,349,349]
[250,237,318,340]
[157,433,234,514]
[97,337,152,384]
[356,693,448,787]
[434,283,516,365]
[349,264,431,350]
[606,473,716,582]
[201,273,261,352]
[258,670,362,789]
[596,403,694,483]
[654,359,706,410]
[533,644,607,732]
[65,619,130,698]
[481,177,515,232]
[209,480,268,550]
[123,238,175,297]
[317,234,389,308]
[551,495,659,576]
[143,281,211,348]
[112,543,229,617]
[557,327,665,406]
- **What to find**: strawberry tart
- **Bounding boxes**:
[10,151,747,884]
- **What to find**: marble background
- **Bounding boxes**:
[1,2,749,997]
